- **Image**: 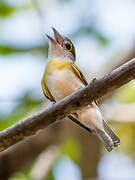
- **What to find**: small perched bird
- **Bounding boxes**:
[41,28,120,152]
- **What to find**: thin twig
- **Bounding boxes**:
[0,58,135,152]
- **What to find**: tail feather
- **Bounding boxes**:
[103,120,120,147]
[96,130,114,152]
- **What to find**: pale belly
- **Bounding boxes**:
[46,67,103,130]
[46,67,84,101]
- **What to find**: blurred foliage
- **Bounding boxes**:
[114,80,135,103]
[46,138,81,180]
[0,44,48,56]
[10,173,28,180]
[0,0,17,17]
[0,0,29,17]
[115,122,135,159]
[10,162,34,180]
[46,170,55,180]
[0,92,42,131]
[73,25,109,46]
[60,138,81,163]
[10,138,81,180]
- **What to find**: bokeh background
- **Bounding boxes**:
[1,0,135,179]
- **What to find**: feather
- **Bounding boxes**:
[103,119,120,147]
[96,129,114,152]
[41,76,55,102]
[71,63,88,86]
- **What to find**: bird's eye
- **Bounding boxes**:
[65,41,72,51]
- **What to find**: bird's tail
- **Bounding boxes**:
[96,129,114,152]
[103,119,120,147]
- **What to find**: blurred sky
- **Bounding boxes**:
[98,152,135,180]
[53,156,82,180]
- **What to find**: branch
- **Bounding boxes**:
[0,123,62,179]
[0,119,100,179]
[0,58,135,152]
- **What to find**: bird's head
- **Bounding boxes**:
[46,28,76,62]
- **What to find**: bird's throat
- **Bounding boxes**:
[47,59,71,70]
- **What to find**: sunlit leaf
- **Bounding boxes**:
[45,170,55,180]
[60,138,81,163]
[114,80,135,103]
[115,122,135,159]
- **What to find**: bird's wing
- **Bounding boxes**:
[71,63,88,86]
[68,115,94,133]
[71,63,99,105]
[41,77,55,102]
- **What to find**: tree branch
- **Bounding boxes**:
[0,58,135,152]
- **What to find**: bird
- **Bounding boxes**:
[41,27,120,152]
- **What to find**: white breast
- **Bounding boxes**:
[46,66,84,101]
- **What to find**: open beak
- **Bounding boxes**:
[52,27,64,45]
[46,34,55,42]
[46,27,64,45]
